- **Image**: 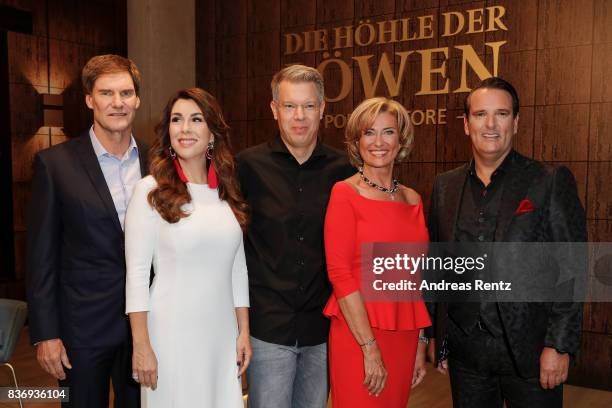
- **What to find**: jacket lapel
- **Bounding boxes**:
[135,138,149,176]
[441,164,469,241]
[74,133,123,234]
[495,153,532,242]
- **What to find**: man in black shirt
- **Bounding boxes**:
[237,65,353,408]
[427,77,586,407]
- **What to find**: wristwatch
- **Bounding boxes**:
[418,336,429,345]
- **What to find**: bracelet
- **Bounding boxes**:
[418,336,429,345]
[359,337,376,348]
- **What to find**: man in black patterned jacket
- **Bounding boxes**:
[427,77,586,408]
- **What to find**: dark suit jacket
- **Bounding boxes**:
[427,151,586,378]
[26,132,148,348]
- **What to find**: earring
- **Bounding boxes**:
[169,146,188,183]
[206,141,214,160]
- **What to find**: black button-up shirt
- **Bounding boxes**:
[237,135,354,346]
[451,150,517,336]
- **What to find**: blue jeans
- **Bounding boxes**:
[246,336,328,408]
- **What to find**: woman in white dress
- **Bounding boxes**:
[125,88,251,407]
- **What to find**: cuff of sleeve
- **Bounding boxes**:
[125,304,150,314]
[334,286,359,300]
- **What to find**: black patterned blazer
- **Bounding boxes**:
[427,150,587,378]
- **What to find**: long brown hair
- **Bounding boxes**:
[147,88,248,228]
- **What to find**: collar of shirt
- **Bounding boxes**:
[468,149,516,183]
[89,126,138,161]
[268,133,328,161]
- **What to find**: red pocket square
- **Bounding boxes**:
[515,199,535,216]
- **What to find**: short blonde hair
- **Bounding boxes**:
[345,97,414,167]
[271,65,324,103]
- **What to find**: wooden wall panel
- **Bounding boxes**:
[485,0,537,52]
[197,0,215,36]
[199,80,217,99]
[11,182,30,232]
[11,133,49,182]
[587,162,612,220]
[13,231,26,280]
[593,0,612,44]
[280,24,316,63]
[47,0,124,48]
[51,133,68,146]
[217,77,247,121]
[584,302,611,333]
[437,56,487,111]
[400,59,439,113]
[247,31,280,77]
[197,0,612,390]
[228,120,248,154]
[591,43,612,103]
[247,118,277,147]
[535,46,592,105]
[0,0,47,36]
[356,0,394,17]
[536,0,593,49]
[7,32,47,87]
[534,104,590,162]
[569,332,612,390]
[394,7,439,50]
[436,108,472,162]
[397,162,437,211]
[408,118,437,163]
[494,50,536,106]
[7,0,127,301]
[217,0,247,35]
[439,0,482,7]
[280,0,316,27]
[49,39,98,89]
[590,103,612,161]
[247,75,273,120]
[316,0,354,23]
[197,37,216,82]
[513,105,534,158]
[397,0,438,12]
[589,219,612,241]
[351,23,396,67]
[438,2,486,54]
[248,0,280,33]
[61,77,94,138]
[9,83,41,135]
[217,36,247,79]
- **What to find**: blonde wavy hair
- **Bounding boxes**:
[345,97,414,168]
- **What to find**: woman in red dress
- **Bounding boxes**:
[324,97,431,407]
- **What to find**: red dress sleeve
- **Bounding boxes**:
[324,182,359,299]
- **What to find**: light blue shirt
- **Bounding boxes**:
[89,127,142,230]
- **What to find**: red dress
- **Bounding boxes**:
[323,182,431,407]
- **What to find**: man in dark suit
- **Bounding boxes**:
[26,54,146,408]
[427,77,586,407]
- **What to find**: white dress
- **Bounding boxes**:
[125,175,248,408]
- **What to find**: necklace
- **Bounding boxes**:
[358,167,399,198]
